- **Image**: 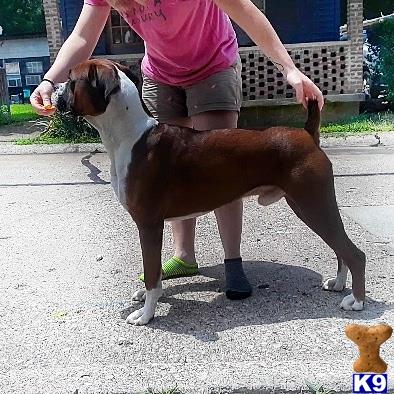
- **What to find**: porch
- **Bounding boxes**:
[43,0,364,126]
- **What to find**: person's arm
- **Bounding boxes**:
[213,0,324,110]
[31,4,110,115]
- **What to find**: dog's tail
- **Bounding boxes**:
[304,99,321,146]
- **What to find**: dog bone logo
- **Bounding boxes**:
[346,324,393,373]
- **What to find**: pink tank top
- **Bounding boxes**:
[84,0,239,86]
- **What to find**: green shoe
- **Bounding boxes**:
[138,256,199,282]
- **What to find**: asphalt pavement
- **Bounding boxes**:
[0,135,393,393]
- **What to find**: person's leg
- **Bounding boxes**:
[164,117,198,266]
[142,74,198,278]
[192,110,252,299]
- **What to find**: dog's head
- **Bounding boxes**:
[55,59,141,117]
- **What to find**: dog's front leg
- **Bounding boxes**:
[126,222,164,325]
[323,253,349,292]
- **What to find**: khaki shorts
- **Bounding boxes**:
[142,57,242,122]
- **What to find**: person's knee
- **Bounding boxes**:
[192,110,238,130]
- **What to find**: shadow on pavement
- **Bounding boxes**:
[121,260,389,339]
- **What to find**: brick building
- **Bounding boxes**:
[43,0,364,126]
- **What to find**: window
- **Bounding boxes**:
[5,62,22,88]
[26,74,42,86]
[5,62,20,75]
[7,78,22,87]
[107,10,144,54]
[26,61,43,74]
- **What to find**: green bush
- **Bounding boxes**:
[379,20,394,103]
[0,105,11,125]
[38,112,100,142]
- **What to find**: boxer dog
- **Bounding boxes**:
[55,59,366,325]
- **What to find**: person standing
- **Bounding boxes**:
[31,0,324,300]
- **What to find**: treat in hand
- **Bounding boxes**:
[44,104,56,111]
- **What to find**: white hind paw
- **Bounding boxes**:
[323,277,346,292]
[340,293,364,311]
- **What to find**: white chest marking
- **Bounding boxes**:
[113,146,133,209]
[84,68,157,210]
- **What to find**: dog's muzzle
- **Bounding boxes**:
[53,82,71,113]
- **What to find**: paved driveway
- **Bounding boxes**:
[0,145,393,393]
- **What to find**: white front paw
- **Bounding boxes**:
[323,277,346,292]
[340,293,364,311]
[132,289,146,302]
[126,306,154,325]
[127,285,162,325]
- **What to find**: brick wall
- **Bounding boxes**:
[239,42,352,106]
[43,0,63,63]
[347,0,364,94]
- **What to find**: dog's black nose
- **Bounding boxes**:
[55,95,69,113]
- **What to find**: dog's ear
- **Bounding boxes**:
[111,61,153,117]
[88,62,120,102]
[112,62,142,90]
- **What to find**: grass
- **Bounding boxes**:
[15,134,101,145]
[10,104,40,123]
[305,381,336,394]
[140,383,337,394]
[321,111,394,135]
[12,111,100,144]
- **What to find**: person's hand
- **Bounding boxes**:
[285,67,324,111]
[30,80,56,116]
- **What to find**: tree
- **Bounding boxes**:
[364,0,393,19]
[0,0,46,37]
[341,0,393,24]
[371,19,394,103]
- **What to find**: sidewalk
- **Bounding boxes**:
[0,134,393,393]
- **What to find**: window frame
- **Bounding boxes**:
[26,61,43,74]
[25,74,42,86]
[7,77,22,88]
[5,62,21,76]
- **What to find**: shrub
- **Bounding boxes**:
[38,112,100,142]
[378,19,394,103]
[368,20,394,105]
[0,105,11,125]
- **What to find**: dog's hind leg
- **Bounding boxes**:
[286,198,349,292]
[126,222,164,325]
[284,159,365,310]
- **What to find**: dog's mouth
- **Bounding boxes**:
[52,82,73,114]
